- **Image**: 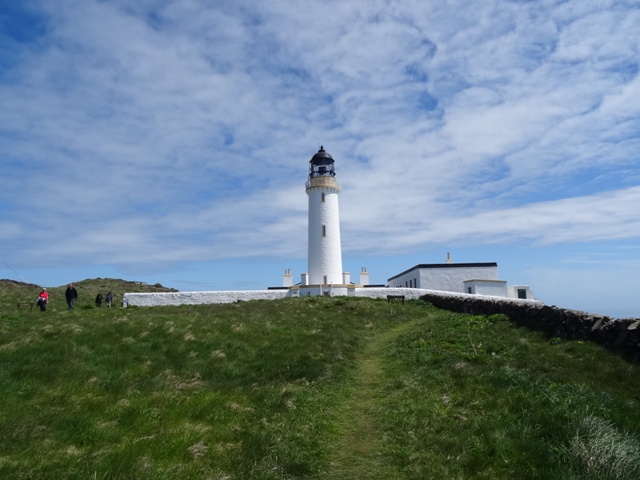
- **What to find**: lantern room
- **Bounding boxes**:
[308,146,336,179]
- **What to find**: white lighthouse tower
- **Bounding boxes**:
[306,146,344,285]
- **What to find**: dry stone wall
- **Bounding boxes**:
[420,293,640,354]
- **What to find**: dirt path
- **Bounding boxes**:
[324,321,415,480]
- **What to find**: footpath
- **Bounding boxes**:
[324,321,417,480]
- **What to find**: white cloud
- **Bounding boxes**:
[1,0,639,317]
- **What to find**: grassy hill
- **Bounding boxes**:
[1,279,639,479]
[1,277,177,312]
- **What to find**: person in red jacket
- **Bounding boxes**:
[37,288,49,312]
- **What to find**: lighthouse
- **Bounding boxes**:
[306,146,344,285]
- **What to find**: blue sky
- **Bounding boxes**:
[1,0,639,318]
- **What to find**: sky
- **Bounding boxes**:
[1,0,639,318]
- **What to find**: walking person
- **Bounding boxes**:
[105,291,113,308]
[65,283,78,310]
[95,292,103,307]
[37,288,49,312]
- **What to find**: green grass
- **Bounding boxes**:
[1,280,639,479]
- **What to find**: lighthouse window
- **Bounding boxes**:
[322,225,327,237]
[321,193,325,202]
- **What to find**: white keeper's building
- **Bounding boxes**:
[387,256,535,300]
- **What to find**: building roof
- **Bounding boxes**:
[387,263,498,282]
[462,279,507,284]
[310,146,334,166]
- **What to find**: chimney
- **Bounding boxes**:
[359,267,370,286]
[283,269,292,287]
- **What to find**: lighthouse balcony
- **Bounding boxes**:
[305,176,340,191]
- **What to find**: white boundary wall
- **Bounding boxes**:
[123,287,543,308]
[123,290,290,306]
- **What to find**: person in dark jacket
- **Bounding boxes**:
[95,292,103,307]
[106,291,113,308]
[65,283,78,310]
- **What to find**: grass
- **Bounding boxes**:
[381,312,640,479]
[1,279,639,479]
[563,414,640,480]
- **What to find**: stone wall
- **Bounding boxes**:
[123,286,543,309]
[122,287,438,306]
[123,290,291,306]
[420,292,640,354]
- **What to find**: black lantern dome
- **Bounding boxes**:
[309,146,336,179]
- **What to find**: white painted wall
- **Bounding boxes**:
[123,290,290,307]
[389,265,498,293]
[463,280,508,297]
[123,287,543,308]
[508,285,536,300]
[307,182,343,285]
